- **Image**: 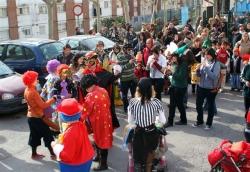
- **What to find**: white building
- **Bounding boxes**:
[0,0,123,41]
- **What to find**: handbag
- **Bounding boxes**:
[24,95,60,131]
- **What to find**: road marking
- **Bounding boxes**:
[0,161,13,170]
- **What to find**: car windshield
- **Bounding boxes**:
[39,42,63,60]
[80,37,115,51]
[0,61,14,76]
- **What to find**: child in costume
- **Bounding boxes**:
[229,48,242,91]
[53,64,77,132]
[41,59,60,119]
[80,74,113,171]
[51,98,94,172]
[23,71,59,159]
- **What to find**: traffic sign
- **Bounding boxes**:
[73,5,83,16]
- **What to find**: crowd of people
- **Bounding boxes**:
[21,11,250,172]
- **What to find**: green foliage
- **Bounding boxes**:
[93,16,126,31]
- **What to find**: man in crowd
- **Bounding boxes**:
[117,43,137,113]
[56,44,74,65]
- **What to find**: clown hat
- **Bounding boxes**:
[174,43,190,55]
[57,98,83,122]
[85,51,98,60]
[202,36,211,48]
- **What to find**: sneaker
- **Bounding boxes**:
[50,154,57,159]
[192,123,203,128]
[219,88,224,93]
[174,120,187,125]
[31,154,45,159]
[204,125,211,130]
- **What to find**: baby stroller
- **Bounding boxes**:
[122,124,168,172]
[208,140,250,172]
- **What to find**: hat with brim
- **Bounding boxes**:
[57,98,83,122]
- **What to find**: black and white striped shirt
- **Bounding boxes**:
[128,98,166,128]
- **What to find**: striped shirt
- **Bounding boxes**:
[117,51,136,81]
[128,98,166,128]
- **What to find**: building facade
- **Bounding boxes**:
[0,0,123,41]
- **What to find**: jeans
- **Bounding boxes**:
[203,99,217,114]
[196,87,217,126]
[150,78,165,101]
[168,87,187,124]
[120,80,137,112]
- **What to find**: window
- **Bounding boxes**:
[17,7,29,15]
[57,4,66,12]
[104,1,109,8]
[134,17,138,23]
[39,6,47,14]
[23,29,31,36]
[6,45,25,61]
[0,45,4,58]
[0,30,9,41]
[0,8,7,17]
[24,47,35,60]
[58,23,66,32]
[39,42,63,60]
[134,7,137,12]
[39,26,45,34]
[68,40,79,50]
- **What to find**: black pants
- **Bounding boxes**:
[168,87,187,124]
[95,143,108,157]
[196,87,217,126]
[120,80,137,112]
[27,117,54,148]
[150,78,165,101]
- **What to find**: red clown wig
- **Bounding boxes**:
[22,71,38,87]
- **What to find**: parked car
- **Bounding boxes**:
[59,35,116,54]
[0,38,64,86]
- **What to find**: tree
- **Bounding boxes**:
[42,0,63,39]
[144,0,158,23]
[162,0,170,24]
[120,0,130,23]
[89,0,101,32]
[204,0,218,16]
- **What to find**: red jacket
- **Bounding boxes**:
[59,122,94,165]
[217,48,230,69]
[81,86,113,149]
[134,67,147,80]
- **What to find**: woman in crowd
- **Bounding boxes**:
[70,53,84,76]
[235,32,250,57]
[126,25,137,45]
[23,71,59,159]
[192,48,220,130]
[206,18,215,30]
[127,77,166,172]
[163,53,188,128]
[133,32,146,56]
[191,37,202,95]
[143,38,154,76]
[146,45,166,101]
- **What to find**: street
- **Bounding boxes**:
[0,84,246,172]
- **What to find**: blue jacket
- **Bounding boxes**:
[196,61,220,89]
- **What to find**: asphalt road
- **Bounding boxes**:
[0,84,246,172]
